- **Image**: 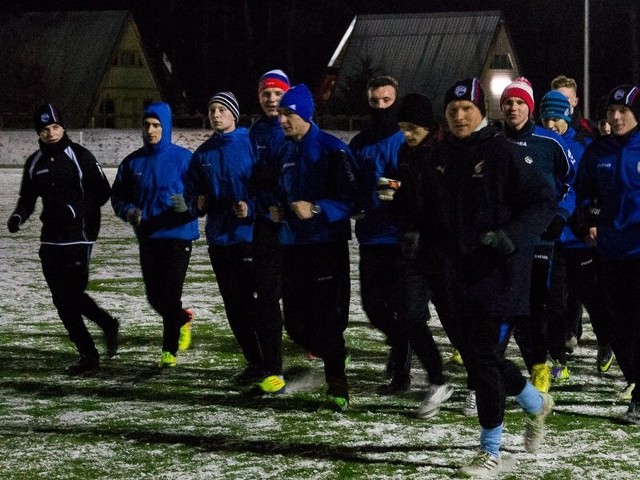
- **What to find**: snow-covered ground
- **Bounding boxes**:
[1,130,639,479]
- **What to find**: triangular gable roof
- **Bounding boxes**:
[327,11,505,115]
[0,10,131,127]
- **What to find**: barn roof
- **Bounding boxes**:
[0,10,131,126]
[327,11,506,114]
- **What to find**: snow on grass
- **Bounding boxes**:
[1,135,640,479]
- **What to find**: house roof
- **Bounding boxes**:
[327,11,505,115]
[0,10,131,127]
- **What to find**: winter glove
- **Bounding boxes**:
[376,177,401,201]
[171,194,188,213]
[479,230,516,257]
[541,213,567,241]
[400,231,421,260]
[126,208,142,226]
[7,214,21,233]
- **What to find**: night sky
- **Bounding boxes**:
[3,0,639,117]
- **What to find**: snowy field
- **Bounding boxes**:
[1,132,639,479]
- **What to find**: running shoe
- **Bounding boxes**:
[158,351,177,368]
[551,362,569,382]
[178,309,194,351]
[524,392,554,453]
[256,375,286,394]
[531,362,551,393]
[416,383,454,418]
[597,345,614,374]
[463,390,478,416]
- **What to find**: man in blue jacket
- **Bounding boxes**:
[498,78,576,393]
[273,84,357,412]
[573,84,640,424]
[185,92,272,389]
[248,69,290,394]
[348,76,412,394]
[112,102,199,368]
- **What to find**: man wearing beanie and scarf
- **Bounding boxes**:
[416,78,556,474]
[348,76,413,395]
[185,91,268,386]
[111,102,199,368]
[574,84,640,424]
[387,92,455,418]
[539,91,615,380]
[498,77,576,395]
[7,103,119,374]
[273,83,357,412]
[248,69,291,394]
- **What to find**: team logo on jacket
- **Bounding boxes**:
[474,160,484,174]
[524,156,533,164]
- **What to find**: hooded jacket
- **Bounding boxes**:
[574,128,640,259]
[185,127,256,246]
[11,132,111,244]
[111,102,199,241]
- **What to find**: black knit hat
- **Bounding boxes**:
[444,78,486,116]
[606,84,640,120]
[33,103,64,133]
[397,93,436,130]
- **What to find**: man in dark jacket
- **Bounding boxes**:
[111,102,199,369]
[7,103,119,374]
[418,79,557,475]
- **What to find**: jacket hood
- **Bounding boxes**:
[142,102,172,150]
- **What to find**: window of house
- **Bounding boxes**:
[490,53,514,70]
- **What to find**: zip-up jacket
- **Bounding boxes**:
[186,127,255,246]
[277,123,357,245]
[420,122,556,316]
[349,128,405,245]
[111,102,199,241]
[249,115,286,222]
[10,133,111,245]
[574,128,640,259]
[499,120,576,244]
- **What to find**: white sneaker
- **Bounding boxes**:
[459,451,515,477]
[416,383,453,418]
[463,390,478,416]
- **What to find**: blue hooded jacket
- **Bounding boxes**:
[111,102,199,241]
[185,127,256,246]
[574,129,640,259]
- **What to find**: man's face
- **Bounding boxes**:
[501,97,530,131]
[259,87,286,118]
[367,85,397,109]
[208,103,236,133]
[143,118,163,145]
[38,124,64,144]
[555,87,578,113]
[542,117,569,135]
[607,105,638,136]
[278,109,310,141]
[398,122,430,147]
[444,100,483,138]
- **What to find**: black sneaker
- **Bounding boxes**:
[232,364,264,385]
[65,356,100,375]
[376,375,411,395]
[104,318,120,358]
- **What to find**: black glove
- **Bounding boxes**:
[7,214,21,233]
[400,231,420,260]
[479,230,515,257]
[541,214,566,241]
[126,208,142,226]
